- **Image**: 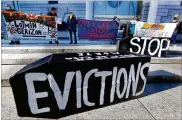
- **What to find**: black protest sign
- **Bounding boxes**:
[10,52,151,119]
[118,37,170,57]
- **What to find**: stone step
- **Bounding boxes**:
[2,45,116,54]
[1,53,182,65]
[2,43,181,54]
[1,64,182,87]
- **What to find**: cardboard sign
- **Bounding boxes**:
[118,37,170,57]
[78,19,118,39]
[10,52,151,118]
[2,10,57,41]
[129,37,170,57]
[134,22,177,38]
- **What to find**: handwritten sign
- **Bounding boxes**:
[118,22,177,57]
[2,10,57,41]
[129,37,170,57]
[10,52,151,118]
[118,37,170,57]
[134,22,177,38]
[78,19,118,39]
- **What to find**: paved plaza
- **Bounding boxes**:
[1,39,182,120]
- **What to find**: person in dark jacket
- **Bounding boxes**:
[47,7,57,16]
[47,7,59,44]
[4,4,20,44]
[111,16,119,44]
[171,14,179,44]
[67,12,77,44]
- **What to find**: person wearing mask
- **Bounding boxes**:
[111,16,119,44]
[67,12,77,44]
[47,7,59,44]
[129,16,139,37]
[171,14,179,44]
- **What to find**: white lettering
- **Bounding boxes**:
[148,38,160,56]
[158,39,170,57]
[76,71,82,108]
[47,72,75,110]
[95,71,112,105]
[136,62,150,96]
[141,37,151,55]
[25,73,50,114]
[130,37,141,54]
[83,69,98,106]
[110,67,118,103]
[116,68,128,99]
[126,62,142,98]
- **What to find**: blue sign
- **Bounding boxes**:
[78,19,118,39]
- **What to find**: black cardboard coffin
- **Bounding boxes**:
[10,52,151,119]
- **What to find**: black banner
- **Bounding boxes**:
[118,37,170,57]
[10,52,151,118]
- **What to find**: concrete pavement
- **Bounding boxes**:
[1,39,112,47]
[1,39,182,119]
[1,86,181,120]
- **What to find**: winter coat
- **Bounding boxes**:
[67,15,77,32]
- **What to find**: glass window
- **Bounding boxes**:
[128,1,138,15]
[105,1,117,15]
[118,1,130,15]
[94,1,106,15]
[94,1,138,16]
[117,1,137,15]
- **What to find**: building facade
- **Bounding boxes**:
[1,1,140,38]
[1,1,182,40]
[141,1,182,23]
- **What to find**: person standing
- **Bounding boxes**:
[111,16,119,44]
[4,4,20,44]
[129,16,139,37]
[171,14,179,44]
[47,7,57,16]
[67,12,77,44]
[47,7,59,44]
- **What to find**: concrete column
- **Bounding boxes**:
[86,1,94,20]
[147,1,158,23]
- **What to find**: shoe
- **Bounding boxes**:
[15,40,20,44]
[9,40,14,44]
[55,40,59,44]
[74,42,77,44]
[70,42,73,44]
[49,41,52,44]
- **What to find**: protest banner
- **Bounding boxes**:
[78,19,118,39]
[10,52,151,118]
[118,37,171,57]
[133,22,177,38]
[2,10,57,41]
[118,22,177,57]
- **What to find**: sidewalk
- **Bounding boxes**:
[1,39,182,47]
[1,85,181,120]
[1,39,112,47]
[1,39,182,119]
